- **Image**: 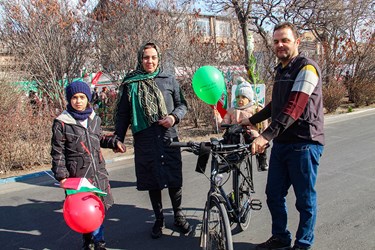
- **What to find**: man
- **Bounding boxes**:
[99,87,108,107]
[241,22,324,250]
[91,87,100,108]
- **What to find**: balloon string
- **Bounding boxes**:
[214,105,219,134]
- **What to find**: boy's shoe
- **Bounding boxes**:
[82,234,93,250]
[151,219,165,239]
[256,236,291,250]
[94,241,106,250]
[257,153,269,171]
[292,245,311,250]
[174,215,192,234]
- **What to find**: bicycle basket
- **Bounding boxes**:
[222,124,253,144]
[195,142,210,174]
[222,124,245,144]
[225,152,244,164]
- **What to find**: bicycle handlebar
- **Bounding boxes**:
[169,140,251,152]
[170,139,252,174]
[169,141,198,147]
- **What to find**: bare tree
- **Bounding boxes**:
[203,1,262,76]
[0,0,95,110]
[91,0,239,128]
[208,0,374,86]
[89,0,194,75]
[257,0,374,85]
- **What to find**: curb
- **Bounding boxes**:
[0,155,135,185]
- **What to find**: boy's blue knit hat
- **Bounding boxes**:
[65,81,92,102]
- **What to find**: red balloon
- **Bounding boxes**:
[63,192,105,233]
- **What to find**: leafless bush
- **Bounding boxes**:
[350,80,375,107]
[0,80,52,174]
[322,81,346,113]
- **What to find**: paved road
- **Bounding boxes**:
[1,108,375,250]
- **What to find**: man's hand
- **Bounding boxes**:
[158,115,175,128]
[251,135,269,154]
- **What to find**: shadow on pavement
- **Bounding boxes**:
[0,198,205,250]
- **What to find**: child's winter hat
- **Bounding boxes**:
[65,81,92,102]
[235,77,254,102]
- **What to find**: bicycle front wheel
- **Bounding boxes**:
[204,195,233,250]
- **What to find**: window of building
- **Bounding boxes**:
[215,20,231,38]
[194,17,210,36]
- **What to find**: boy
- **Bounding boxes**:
[51,81,125,249]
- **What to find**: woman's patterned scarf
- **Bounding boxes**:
[121,43,167,134]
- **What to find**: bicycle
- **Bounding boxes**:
[170,124,262,250]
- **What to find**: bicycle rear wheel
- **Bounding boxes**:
[237,157,253,231]
[203,195,233,250]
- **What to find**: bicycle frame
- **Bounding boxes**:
[170,126,262,250]
[209,141,257,225]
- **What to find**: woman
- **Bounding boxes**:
[114,42,190,239]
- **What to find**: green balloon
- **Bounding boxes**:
[192,66,225,105]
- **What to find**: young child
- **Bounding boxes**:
[51,81,125,250]
[214,77,269,171]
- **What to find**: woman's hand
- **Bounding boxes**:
[158,115,175,128]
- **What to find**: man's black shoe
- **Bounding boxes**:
[256,235,291,250]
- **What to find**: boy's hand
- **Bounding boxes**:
[113,141,126,153]
[60,178,67,187]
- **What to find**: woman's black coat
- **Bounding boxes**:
[115,72,188,190]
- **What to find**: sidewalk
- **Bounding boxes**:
[0,148,135,185]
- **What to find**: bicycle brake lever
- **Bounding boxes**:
[182,148,193,153]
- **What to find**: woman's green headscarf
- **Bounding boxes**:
[122,42,168,134]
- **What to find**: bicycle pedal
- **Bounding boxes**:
[250,199,262,210]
